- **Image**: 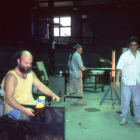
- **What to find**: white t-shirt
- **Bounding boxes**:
[116,49,140,85]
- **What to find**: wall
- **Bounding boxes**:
[0,3,140,80]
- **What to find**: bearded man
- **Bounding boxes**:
[2,50,60,119]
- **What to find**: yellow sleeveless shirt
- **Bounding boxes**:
[2,70,36,113]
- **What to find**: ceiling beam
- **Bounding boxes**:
[73,0,77,7]
[35,0,87,3]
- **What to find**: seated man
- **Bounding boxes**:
[2,50,60,119]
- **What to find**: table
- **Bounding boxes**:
[83,72,105,92]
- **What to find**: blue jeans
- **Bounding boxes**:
[121,81,140,120]
[8,101,39,120]
[7,109,20,119]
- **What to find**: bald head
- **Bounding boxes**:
[20,51,33,64]
[20,50,33,59]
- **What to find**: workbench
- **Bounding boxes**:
[83,72,105,92]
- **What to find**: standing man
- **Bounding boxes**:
[68,44,87,106]
[116,36,140,125]
[2,50,60,119]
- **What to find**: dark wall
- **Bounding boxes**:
[0,45,101,82]
[0,2,140,80]
[0,1,33,41]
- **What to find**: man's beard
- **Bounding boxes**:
[18,63,32,74]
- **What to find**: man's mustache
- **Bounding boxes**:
[24,67,32,69]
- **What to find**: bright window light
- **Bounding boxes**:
[60,17,71,26]
[60,27,71,36]
[54,16,71,37]
[54,28,59,36]
[54,18,59,23]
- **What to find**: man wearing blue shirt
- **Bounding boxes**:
[68,44,87,106]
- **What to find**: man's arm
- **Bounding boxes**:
[4,73,34,116]
[115,69,122,88]
[76,55,87,71]
[32,71,60,102]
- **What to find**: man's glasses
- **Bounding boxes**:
[130,44,138,47]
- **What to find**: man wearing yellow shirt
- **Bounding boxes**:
[2,50,60,119]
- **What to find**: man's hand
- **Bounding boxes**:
[84,68,88,71]
[53,95,60,102]
[115,81,120,88]
[116,69,121,88]
[22,107,35,116]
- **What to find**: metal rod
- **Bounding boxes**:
[87,68,115,70]
[46,91,76,105]
[87,68,112,70]
[60,91,76,98]
[112,50,116,77]
[32,66,38,68]
[112,51,116,106]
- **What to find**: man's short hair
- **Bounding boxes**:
[129,36,139,44]
[12,51,22,68]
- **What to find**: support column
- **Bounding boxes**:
[48,0,55,75]
[31,7,37,37]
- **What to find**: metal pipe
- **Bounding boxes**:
[87,68,113,70]
[111,50,116,77]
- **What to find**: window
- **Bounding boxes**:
[54,16,71,36]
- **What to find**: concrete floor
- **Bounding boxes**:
[51,83,140,140]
